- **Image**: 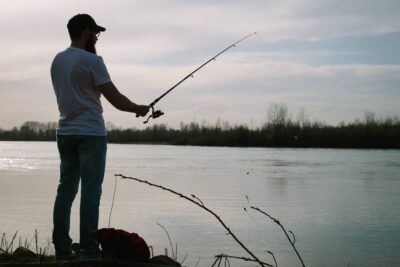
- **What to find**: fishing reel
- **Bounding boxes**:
[143,106,164,124]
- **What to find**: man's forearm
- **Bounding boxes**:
[99,82,149,116]
[112,92,139,112]
[99,82,140,113]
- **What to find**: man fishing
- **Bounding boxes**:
[50,14,149,260]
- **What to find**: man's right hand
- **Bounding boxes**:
[135,105,150,117]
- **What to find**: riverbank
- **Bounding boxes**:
[0,259,179,267]
[1,117,400,148]
[0,250,181,267]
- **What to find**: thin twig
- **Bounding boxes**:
[215,254,273,267]
[194,257,201,267]
[251,206,305,267]
[0,234,5,253]
[217,258,222,267]
[191,194,204,206]
[35,229,39,255]
[180,251,188,265]
[266,251,278,267]
[289,230,296,244]
[157,223,175,260]
[175,242,178,261]
[225,256,231,267]
[24,237,30,249]
[1,233,5,251]
[6,231,18,253]
[116,174,267,267]
[211,257,220,267]
[108,176,118,228]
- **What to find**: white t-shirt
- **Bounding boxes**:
[51,47,111,136]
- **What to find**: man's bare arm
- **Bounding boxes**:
[98,82,149,117]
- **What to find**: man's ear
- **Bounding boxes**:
[81,27,91,40]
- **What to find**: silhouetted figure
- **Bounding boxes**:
[51,14,149,260]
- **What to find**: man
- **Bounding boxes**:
[50,14,149,260]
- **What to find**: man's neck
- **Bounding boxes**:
[70,40,85,49]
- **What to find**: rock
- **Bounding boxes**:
[12,247,36,259]
[149,255,181,267]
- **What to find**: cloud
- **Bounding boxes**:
[3,0,400,43]
[0,64,49,82]
[106,52,400,87]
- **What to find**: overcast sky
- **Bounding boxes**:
[0,0,399,129]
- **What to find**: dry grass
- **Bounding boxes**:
[0,231,54,263]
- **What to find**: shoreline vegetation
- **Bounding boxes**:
[1,105,399,149]
[117,174,305,267]
[1,174,305,267]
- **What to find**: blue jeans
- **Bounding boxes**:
[53,135,107,259]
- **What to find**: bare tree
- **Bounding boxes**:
[364,111,376,126]
[296,107,310,128]
[267,103,290,128]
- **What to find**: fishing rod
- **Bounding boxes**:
[138,32,257,124]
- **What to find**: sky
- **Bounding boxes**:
[0,0,399,129]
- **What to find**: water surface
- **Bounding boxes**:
[0,141,399,266]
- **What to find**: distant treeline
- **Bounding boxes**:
[1,105,399,148]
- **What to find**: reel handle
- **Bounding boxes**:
[136,106,164,124]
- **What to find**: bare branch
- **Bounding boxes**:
[191,194,204,206]
[6,231,18,253]
[251,206,305,267]
[212,256,223,267]
[214,254,273,267]
[35,229,38,255]
[180,251,188,265]
[289,230,296,245]
[266,251,278,267]
[225,256,231,267]
[116,174,267,267]
[175,243,178,261]
[157,223,175,260]
[194,257,201,267]
[108,176,118,228]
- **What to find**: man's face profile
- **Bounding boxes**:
[84,30,98,54]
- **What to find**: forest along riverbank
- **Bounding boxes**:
[1,113,400,148]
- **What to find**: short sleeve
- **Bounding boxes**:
[91,57,111,86]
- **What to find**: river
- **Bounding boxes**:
[0,141,399,266]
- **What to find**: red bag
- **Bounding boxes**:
[92,228,150,262]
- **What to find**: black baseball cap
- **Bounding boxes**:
[67,14,106,34]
